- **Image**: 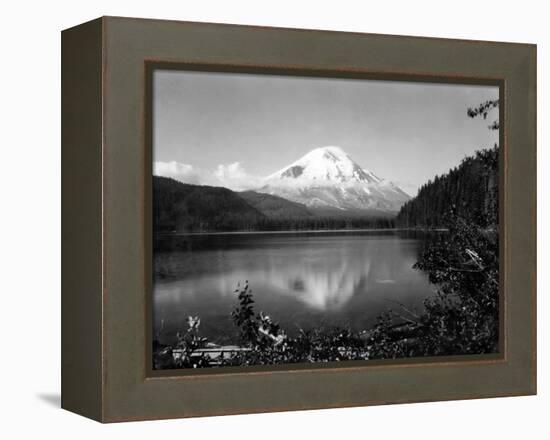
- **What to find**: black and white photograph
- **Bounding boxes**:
[151,69,500,370]
[1,0,543,433]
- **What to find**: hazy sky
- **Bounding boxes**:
[153,69,498,193]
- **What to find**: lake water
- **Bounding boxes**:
[153,231,437,345]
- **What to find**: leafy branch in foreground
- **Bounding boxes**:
[367,213,499,358]
[230,281,287,348]
[467,99,499,130]
[153,315,211,369]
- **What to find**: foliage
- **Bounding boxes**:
[153,316,211,369]
[230,281,284,347]
[226,283,369,365]
[467,99,500,130]
[379,99,500,358]
[367,213,499,358]
[153,281,372,369]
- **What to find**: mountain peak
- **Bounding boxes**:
[262,146,410,212]
[266,146,380,184]
[307,145,347,157]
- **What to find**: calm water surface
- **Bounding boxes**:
[153,231,436,345]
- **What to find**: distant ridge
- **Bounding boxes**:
[153,177,266,232]
[153,176,396,233]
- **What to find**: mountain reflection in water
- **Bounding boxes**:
[153,231,435,344]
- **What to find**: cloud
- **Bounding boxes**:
[213,162,263,190]
[214,162,247,180]
[153,161,264,191]
[153,161,201,184]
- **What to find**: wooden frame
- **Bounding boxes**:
[62,16,536,422]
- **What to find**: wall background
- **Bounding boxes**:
[0,0,546,437]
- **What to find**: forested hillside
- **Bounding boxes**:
[153,177,266,232]
[395,146,499,228]
[238,191,313,219]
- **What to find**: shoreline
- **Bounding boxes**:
[155,228,449,237]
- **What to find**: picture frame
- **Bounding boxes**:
[61,16,536,422]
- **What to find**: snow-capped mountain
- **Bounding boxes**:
[260,146,410,212]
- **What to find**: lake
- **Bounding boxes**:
[153,230,437,345]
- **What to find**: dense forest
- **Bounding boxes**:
[255,215,394,231]
[396,145,499,229]
[153,176,266,232]
[153,176,395,233]
[239,190,312,219]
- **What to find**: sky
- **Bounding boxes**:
[153,69,499,194]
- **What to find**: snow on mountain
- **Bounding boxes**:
[260,146,410,212]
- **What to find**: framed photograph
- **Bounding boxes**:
[62,16,536,422]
